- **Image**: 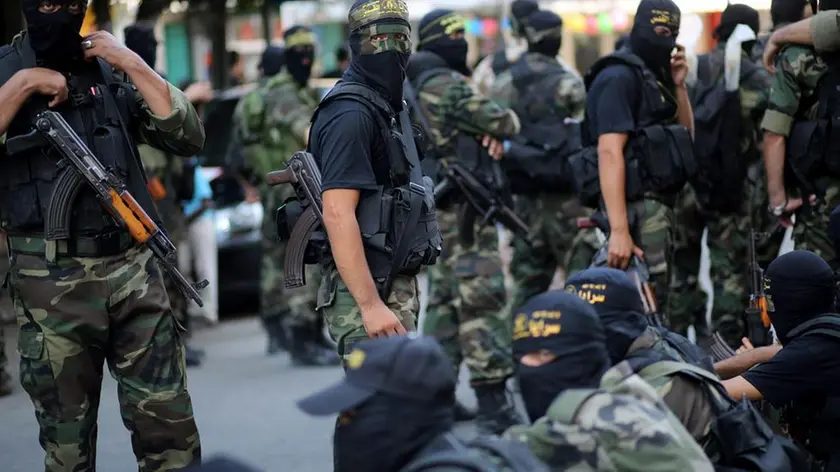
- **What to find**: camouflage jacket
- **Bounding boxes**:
[233,72,319,186]
[472,41,582,95]
[138,144,186,240]
[489,52,587,122]
[812,10,840,54]
[701,45,771,157]
[761,44,827,137]
[504,362,715,472]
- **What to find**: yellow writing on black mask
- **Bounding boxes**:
[513,313,562,340]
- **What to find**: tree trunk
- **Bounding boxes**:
[2,0,24,44]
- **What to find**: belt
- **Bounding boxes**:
[8,232,135,258]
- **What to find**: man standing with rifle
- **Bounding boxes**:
[404,9,523,434]
[0,0,205,469]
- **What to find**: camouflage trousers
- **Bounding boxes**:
[423,208,512,385]
[671,187,750,344]
[504,193,599,316]
[317,266,419,364]
[260,222,319,329]
[792,179,840,269]
[748,163,785,269]
[7,237,200,471]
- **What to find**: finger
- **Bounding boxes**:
[395,323,407,335]
[633,246,645,260]
[619,255,630,270]
[809,194,818,204]
[482,135,490,147]
[742,337,754,349]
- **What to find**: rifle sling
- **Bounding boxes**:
[380,108,426,300]
[285,205,320,289]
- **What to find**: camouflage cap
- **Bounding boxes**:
[348,0,412,55]
[348,0,410,32]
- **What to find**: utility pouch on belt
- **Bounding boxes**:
[569,145,646,209]
[631,123,696,196]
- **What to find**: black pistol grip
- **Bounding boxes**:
[284,206,320,289]
[44,167,85,240]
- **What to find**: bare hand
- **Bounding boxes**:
[763,35,782,73]
[361,303,407,338]
[670,45,688,87]
[607,229,644,270]
[735,337,755,354]
[82,31,135,70]
[769,194,803,228]
[25,68,68,107]
[482,135,504,160]
[244,185,260,203]
[184,81,214,104]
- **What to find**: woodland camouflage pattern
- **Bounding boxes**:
[488,53,598,317]
[504,363,715,472]
[7,239,200,471]
[671,47,772,342]
[317,268,419,363]
[417,64,519,385]
[234,72,321,328]
[761,44,840,268]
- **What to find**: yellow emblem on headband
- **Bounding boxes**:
[649,9,679,28]
[286,30,317,48]
[513,312,563,340]
[351,0,409,30]
[346,349,366,369]
[439,13,466,35]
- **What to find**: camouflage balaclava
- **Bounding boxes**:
[283,26,316,87]
[417,9,470,76]
[523,10,564,58]
[510,0,539,39]
[124,24,158,70]
[259,45,286,78]
[629,0,681,80]
[23,0,88,66]
[346,0,412,110]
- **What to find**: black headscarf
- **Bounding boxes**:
[513,291,611,422]
[765,250,836,344]
[510,0,539,38]
[283,26,316,87]
[124,24,158,70]
[345,0,413,110]
[258,46,285,78]
[565,268,650,365]
[715,4,760,52]
[524,10,564,58]
[629,0,681,81]
[417,9,470,76]
[23,0,87,68]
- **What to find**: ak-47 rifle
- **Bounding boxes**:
[265,151,323,290]
[9,110,208,306]
[577,211,663,326]
[746,229,773,346]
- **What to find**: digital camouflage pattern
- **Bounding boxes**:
[233,72,321,328]
[488,54,597,319]
[317,267,419,363]
[504,362,715,472]
[7,238,200,471]
[671,47,772,342]
[415,64,519,385]
[761,44,840,268]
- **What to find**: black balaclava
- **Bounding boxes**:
[124,24,158,70]
[513,291,611,422]
[23,0,87,67]
[283,26,316,87]
[345,0,412,110]
[259,46,285,78]
[417,9,470,76]
[510,0,539,39]
[565,268,650,365]
[771,0,809,28]
[765,250,836,345]
[629,0,681,81]
[334,393,454,472]
[715,4,760,53]
[524,10,564,58]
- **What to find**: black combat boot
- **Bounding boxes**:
[454,400,477,422]
[263,315,291,355]
[0,370,12,397]
[474,382,522,435]
[289,326,342,367]
[185,345,203,367]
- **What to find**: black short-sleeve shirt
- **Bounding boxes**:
[743,334,840,408]
[585,64,640,140]
[309,97,392,192]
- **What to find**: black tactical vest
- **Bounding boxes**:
[569,50,696,208]
[310,80,442,281]
[0,34,156,238]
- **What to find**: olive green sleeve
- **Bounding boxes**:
[811,10,840,53]
[134,81,206,158]
[439,79,520,139]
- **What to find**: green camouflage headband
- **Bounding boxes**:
[354,23,412,55]
[524,25,563,43]
[349,0,409,32]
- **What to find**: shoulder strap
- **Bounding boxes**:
[637,360,733,413]
[468,435,550,472]
[311,80,394,154]
[787,314,840,339]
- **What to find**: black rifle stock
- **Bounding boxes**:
[266,151,323,289]
[10,110,208,306]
